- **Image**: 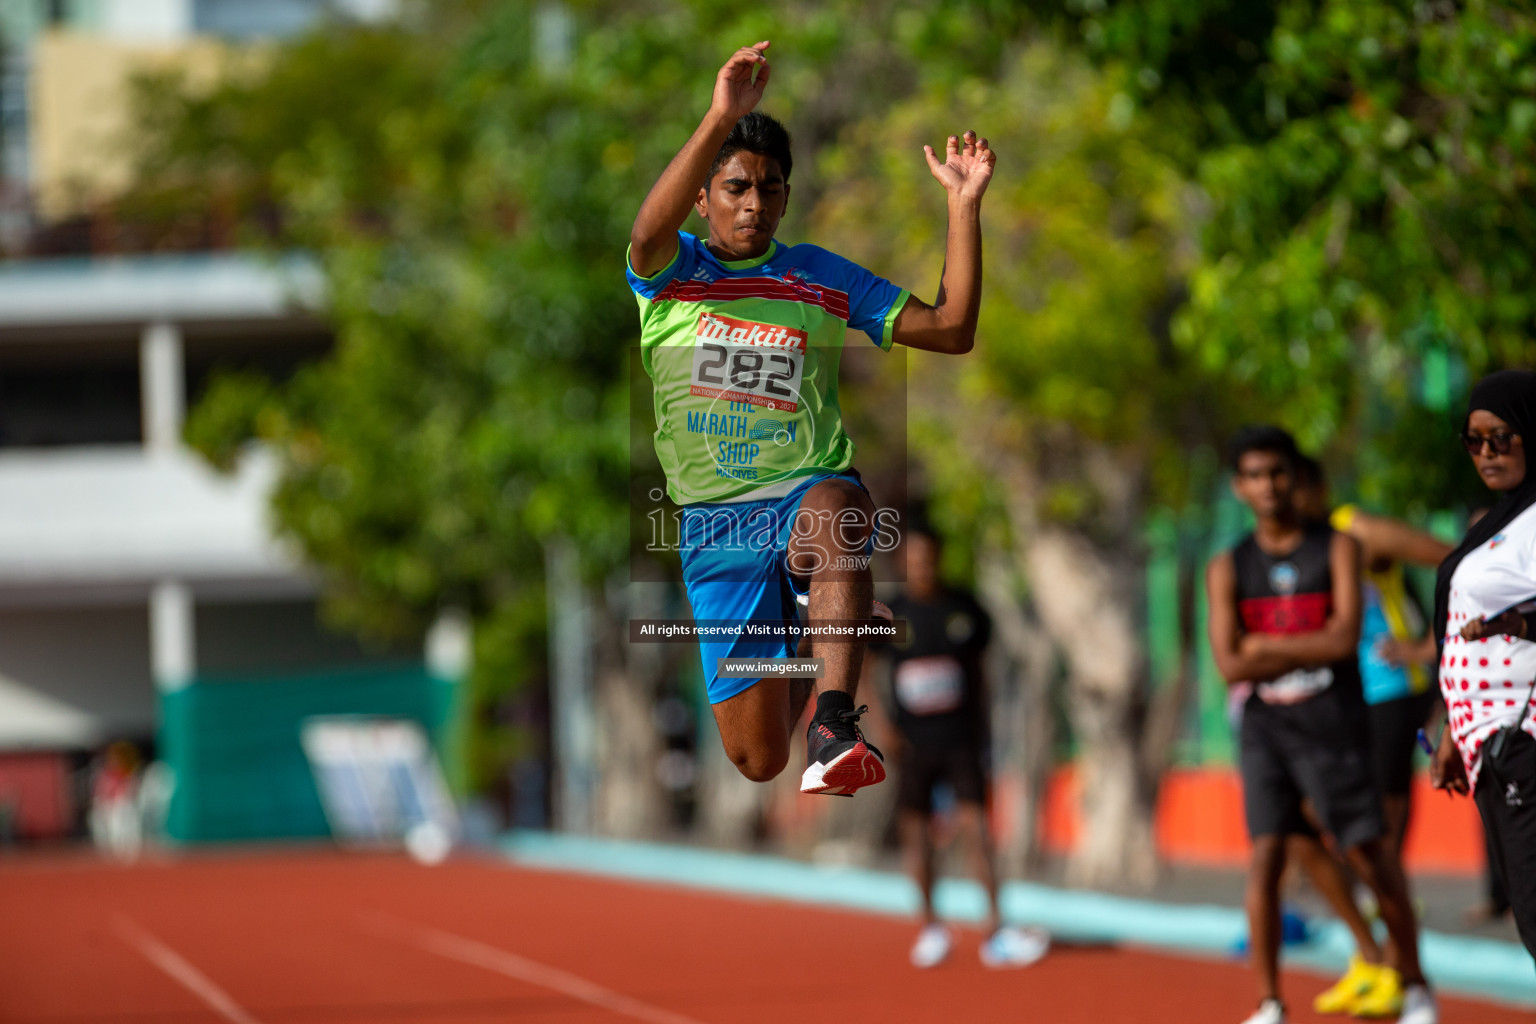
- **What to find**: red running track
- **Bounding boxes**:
[0,848,1525,1024]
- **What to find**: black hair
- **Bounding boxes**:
[1226,424,1299,473]
[707,112,792,187]
[1292,452,1324,488]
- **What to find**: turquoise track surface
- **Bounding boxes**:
[501,831,1536,1009]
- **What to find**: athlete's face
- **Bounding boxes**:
[1466,409,1527,491]
[1231,449,1295,519]
[696,152,788,261]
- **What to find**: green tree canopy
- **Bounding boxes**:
[1052,0,1536,514]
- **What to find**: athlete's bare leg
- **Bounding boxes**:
[1381,792,1411,864]
[712,678,796,781]
[786,477,877,700]
[900,810,938,924]
[1247,834,1287,1004]
[1377,791,1414,967]
[1287,833,1384,963]
[955,801,1003,933]
[711,672,816,781]
[1345,838,1426,985]
[711,478,875,782]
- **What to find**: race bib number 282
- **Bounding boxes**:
[690,313,806,413]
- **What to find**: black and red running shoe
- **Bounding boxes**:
[800,704,885,796]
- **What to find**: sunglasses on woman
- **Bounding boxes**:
[1461,430,1520,455]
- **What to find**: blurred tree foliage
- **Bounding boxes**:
[814,43,1206,521]
[1048,0,1536,517]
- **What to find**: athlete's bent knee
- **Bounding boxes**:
[728,744,789,783]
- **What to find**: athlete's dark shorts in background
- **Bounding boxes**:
[1367,689,1439,797]
[1239,688,1384,851]
[897,744,987,814]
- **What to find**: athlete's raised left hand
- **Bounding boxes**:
[924,130,995,202]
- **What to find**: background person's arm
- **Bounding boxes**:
[1346,510,1454,569]
[628,43,770,277]
[1431,719,1469,795]
[889,131,995,355]
[1378,633,1438,666]
[1239,532,1363,674]
[1462,608,1533,641]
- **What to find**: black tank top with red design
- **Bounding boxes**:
[1232,523,1361,703]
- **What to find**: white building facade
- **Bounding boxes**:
[0,254,455,842]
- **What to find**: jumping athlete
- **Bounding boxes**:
[1207,426,1436,1024]
[627,42,994,795]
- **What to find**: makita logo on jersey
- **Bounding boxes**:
[697,313,807,353]
[1240,593,1331,634]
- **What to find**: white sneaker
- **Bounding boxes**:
[1238,999,1285,1024]
[979,925,1050,968]
[909,924,952,968]
[1399,984,1439,1024]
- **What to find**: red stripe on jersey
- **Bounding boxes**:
[1240,593,1331,634]
[654,276,852,322]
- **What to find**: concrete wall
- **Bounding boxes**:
[29,31,233,217]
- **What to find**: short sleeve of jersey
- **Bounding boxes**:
[626,230,698,299]
[808,248,908,350]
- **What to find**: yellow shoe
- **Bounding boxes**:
[1313,956,1381,1015]
[1348,966,1405,1019]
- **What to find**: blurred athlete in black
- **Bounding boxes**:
[870,521,1048,969]
[1208,427,1433,1024]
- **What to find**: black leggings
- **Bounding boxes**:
[1473,728,1536,963]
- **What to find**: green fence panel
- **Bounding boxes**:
[159,662,455,843]
[1145,508,1181,692]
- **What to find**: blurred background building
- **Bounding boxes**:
[0,0,455,847]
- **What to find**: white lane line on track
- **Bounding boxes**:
[363,913,710,1024]
[112,916,263,1024]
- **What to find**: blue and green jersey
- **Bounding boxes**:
[627,230,908,505]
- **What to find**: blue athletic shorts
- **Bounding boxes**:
[680,470,869,704]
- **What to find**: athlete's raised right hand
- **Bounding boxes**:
[711,42,771,122]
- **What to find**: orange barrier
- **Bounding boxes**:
[1022,765,1488,875]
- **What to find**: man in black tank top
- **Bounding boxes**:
[1206,426,1434,1024]
[869,522,1049,969]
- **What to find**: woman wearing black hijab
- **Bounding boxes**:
[1431,368,1536,961]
